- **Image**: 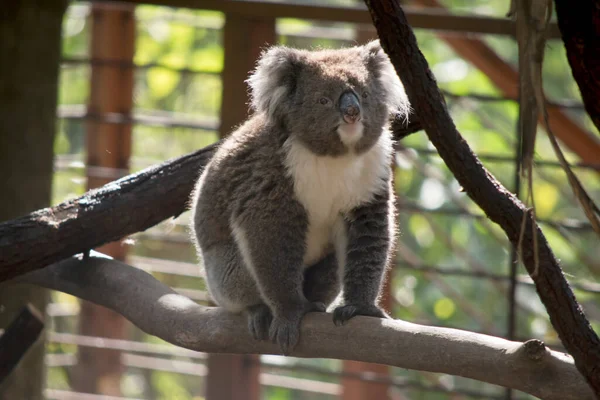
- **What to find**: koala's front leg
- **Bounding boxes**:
[232,198,324,354]
[333,186,394,326]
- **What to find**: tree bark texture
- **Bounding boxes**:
[555,0,600,135]
[363,0,600,395]
[14,255,595,400]
[0,305,44,385]
[71,4,135,395]
[0,1,67,399]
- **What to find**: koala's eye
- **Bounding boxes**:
[318,97,330,105]
[362,92,369,99]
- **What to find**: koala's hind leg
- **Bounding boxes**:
[303,252,341,307]
[202,240,312,344]
[201,240,263,313]
[231,198,326,354]
[202,241,276,340]
[247,303,273,341]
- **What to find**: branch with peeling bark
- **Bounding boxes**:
[363,0,600,395]
[0,117,419,283]
[12,254,594,400]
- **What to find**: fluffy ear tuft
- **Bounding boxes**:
[246,46,302,118]
[362,40,411,119]
[362,39,383,57]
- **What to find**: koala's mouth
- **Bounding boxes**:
[336,120,364,146]
[343,114,361,124]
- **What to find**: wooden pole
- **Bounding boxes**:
[341,25,394,400]
[71,3,135,396]
[205,11,275,400]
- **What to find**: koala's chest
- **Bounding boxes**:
[284,136,391,265]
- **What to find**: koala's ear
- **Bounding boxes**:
[362,40,387,74]
[362,40,383,57]
[362,40,411,118]
[246,46,302,117]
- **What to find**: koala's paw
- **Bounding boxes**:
[269,301,325,354]
[247,303,273,341]
[333,303,390,326]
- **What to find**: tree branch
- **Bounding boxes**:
[363,0,600,395]
[554,0,600,135]
[0,117,420,283]
[0,305,44,385]
[13,254,593,400]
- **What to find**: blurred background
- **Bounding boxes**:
[2,0,600,399]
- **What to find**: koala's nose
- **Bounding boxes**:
[339,91,361,124]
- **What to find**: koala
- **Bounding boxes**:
[191,40,409,353]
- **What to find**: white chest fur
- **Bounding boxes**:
[283,132,393,265]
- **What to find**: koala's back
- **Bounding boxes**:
[192,114,294,251]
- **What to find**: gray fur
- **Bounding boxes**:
[191,41,408,353]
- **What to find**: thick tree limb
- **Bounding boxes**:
[363,0,600,395]
[0,117,420,283]
[554,0,600,135]
[0,305,44,385]
[13,254,594,400]
[0,141,215,283]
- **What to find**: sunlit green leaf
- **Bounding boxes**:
[434,297,456,320]
[190,46,224,73]
[408,214,434,248]
[147,68,180,99]
[533,181,559,217]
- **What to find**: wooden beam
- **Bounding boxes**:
[89,0,560,38]
[207,12,276,400]
[206,355,261,400]
[71,3,135,396]
[219,13,276,136]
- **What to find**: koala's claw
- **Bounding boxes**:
[310,301,327,313]
[333,303,389,326]
[247,303,273,341]
[269,301,326,354]
[268,317,301,355]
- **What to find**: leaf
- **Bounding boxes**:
[147,68,180,99]
[434,297,456,320]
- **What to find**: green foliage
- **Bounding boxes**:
[47,368,71,391]
[433,297,456,320]
[264,387,293,400]
[152,372,193,400]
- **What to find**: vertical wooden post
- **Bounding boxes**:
[341,288,392,400]
[218,13,276,137]
[71,3,135,396]
[341,24,392,400]
[0,2,67,399]
[206,355,261,400]
[205,12,276,400]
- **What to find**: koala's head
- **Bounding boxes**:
[247,40,410,156]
